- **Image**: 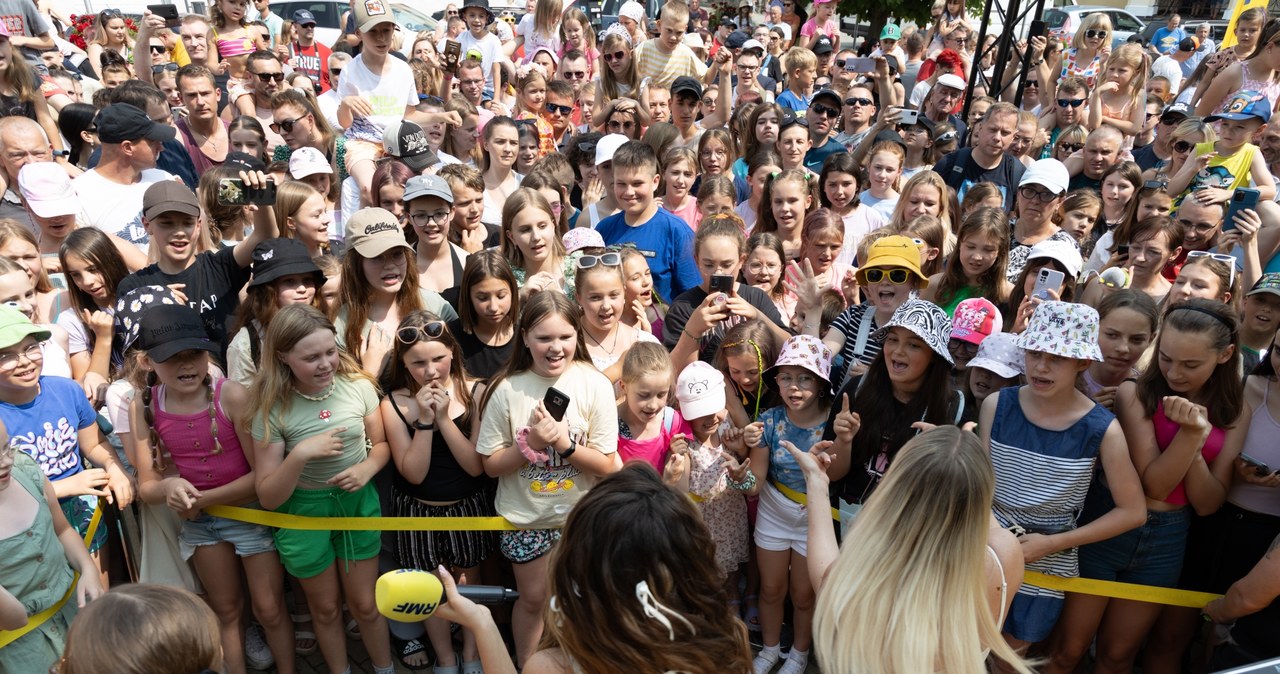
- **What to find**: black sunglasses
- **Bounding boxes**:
[1025,80,1039,88]
[270,115,308,134]
[1057,142,1084,153]
[810,102,840,118]
[844,97,873,107]
[546,102,573,115]
[1057,98,1085,108]
[151,63,179,74]
[834,59,846,68]
[397,321,446,344]
[254,71,285,83]
[1173,140,1195,153]
[1144,180,1169,191]
[330,68,343,77]
[100,8,123,19]
[149,44,168,54]
[1084,29,1108,39]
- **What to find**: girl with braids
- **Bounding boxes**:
[715,319,782,428]
[381,312,495,674]
[131,303,293,674]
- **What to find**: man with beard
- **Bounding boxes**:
[805,88,845,172]
[934,101,1024,211]
[225,51,287,151]
[833,82,876,152]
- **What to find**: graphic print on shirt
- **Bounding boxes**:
[15,416,81,481]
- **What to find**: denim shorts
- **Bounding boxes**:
[1078,486,1190,587]
[179,503,277,561]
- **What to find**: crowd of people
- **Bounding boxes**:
[3,0,1280,671]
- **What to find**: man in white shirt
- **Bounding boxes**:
[1150,37,1197,94]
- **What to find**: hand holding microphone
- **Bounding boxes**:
[376,568,519,622]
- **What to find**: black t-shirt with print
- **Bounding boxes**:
[662,285,786,364]
[934,148,1025,212]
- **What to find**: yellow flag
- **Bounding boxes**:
[1222,0,1269,49]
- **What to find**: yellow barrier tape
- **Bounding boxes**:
[771,480,842,520]
[206,504,520,531]
[0,503,103,648]
[208,504,1226,609]
[1023,571,1222,609]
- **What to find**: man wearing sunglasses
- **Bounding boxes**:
[227,51,287,152]
[834,83,876,152]
[1133,101,1187,171]
[804,88,844,172]
[287,9,332,94]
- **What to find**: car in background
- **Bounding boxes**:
[1136,18,1231,49]
[271,0,437,54]
[1044,5,1145,49]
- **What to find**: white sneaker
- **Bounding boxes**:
[753,649,781,674]
[244,623,275,670]
[778,649,810,674]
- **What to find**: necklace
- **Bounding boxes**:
[587,323,621,354]
[297,381,336,401]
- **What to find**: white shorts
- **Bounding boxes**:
[754,482,809,557]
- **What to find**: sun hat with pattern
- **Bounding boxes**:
[562,228,605,254]
[1014,300,1103,361]
[874,298,954,365]
[765,334,833,391]
[968,332,1024,379]
[951,297,1003,345]
[114,285,186,354]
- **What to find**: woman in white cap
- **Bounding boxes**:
[1007,158,1078,283]
[981,300,1145,658]
[1006,237,1082,333]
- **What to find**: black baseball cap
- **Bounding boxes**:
[96,103,176,144]
[812,35,834,55]
[225,151,267,172]
[135,304,216,363]
[812,88,842,108]
[671,76,703,99]
[249,238,326,288]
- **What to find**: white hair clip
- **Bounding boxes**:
[635,580,694,641]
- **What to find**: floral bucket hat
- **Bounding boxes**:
[874,298,955,365]
[1014,300,1103,362]
[115,285,186,354]
[765,334,833,391]
[968,332,1025,379]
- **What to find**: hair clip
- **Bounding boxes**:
[635,581,694,641]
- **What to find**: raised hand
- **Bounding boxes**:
[832,393,861,443]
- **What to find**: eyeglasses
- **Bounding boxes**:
[0,341,43,371]
[775,372,818,389]
[737,62,759,70]
[562,70,586,79]
[576,252,622,270]
[863,268,911,284]
[254,71,286,83]
[396,321,446,344]
[151,63,179,74]
[546,102,573,115]
[844,97,873,107]
[948,339,980,357]
[1084,29,1108,39]
[747,260,780,274]
[1057,98,1086,108]
[1057,142,1083,153]
[149,44,168,54]
[270,115,308,133]
[1019,185,1060,203]
[603,51,626,63]
[409,209,452,225]
[810,102,840,118]
[1173,140,1195,153]
[1187,250,1238,285]
[1144,180,1169,191]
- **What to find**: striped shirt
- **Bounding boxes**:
[633,41,708,90]
[989,387,1113,599]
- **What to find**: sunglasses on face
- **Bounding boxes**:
[1084,29,1108,39]
[844,97,873,107]
[810,102,840,118]
[603,51,626,63]
[563,70,586,79]
[330,68,343,78]
[396,321,446,344]
[149,44,168,54]
[151,63,179,74]
[255,71,285,83]
[1173,140,1195,153]
[863,268,912,284]
[576,252,622,269]
[1057,98,1085,108]
[1025,80,1039,88]
[270,115,307,133]
[547,103,573,115]
[1057,142,1083,153]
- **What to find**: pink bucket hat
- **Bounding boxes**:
[765,334,833,391]
[951,297,1003,345]
[562,228,605,254]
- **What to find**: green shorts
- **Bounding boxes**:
[273,483,381,579]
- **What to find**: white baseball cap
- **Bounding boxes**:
[936,73,966,91]
[1026,238,1084,278]
[742,38,766,53]
[18,162,78,218]
[676,361,726,420]
[288,147,333,180]
[1019,158,1070,196]
[595,133,630,166]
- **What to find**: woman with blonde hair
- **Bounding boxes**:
[86,9,135,80]
[793,426,1034,674]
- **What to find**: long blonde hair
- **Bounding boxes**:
[813,426,1035,674]
[249,303,376,432]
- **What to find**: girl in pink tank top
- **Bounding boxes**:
[131,304,295,674]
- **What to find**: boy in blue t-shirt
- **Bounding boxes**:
[595,141,702,304]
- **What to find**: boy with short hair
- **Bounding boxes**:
[458,0,503,93]
[634,0,710,89]
[338,0,418,203]
[117,178,278,364]
[438,163,500,252]
[777,46,817,113]
[1169,90,1276,202]
[594,141,701,303]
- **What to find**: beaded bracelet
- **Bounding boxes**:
[728,471,757,492]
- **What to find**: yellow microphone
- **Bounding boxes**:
[376,569,519,622]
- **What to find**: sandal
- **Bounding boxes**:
[395,637,434,671]
[290,613,318,656]
[460,660,484,674]
[342,604,360,639]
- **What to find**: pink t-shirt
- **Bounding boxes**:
[801,17,839,40]
[618,408,688,471]
[664,200,701,232]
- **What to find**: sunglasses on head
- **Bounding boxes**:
[255,71,285,83]
[1187,250,1239,285]
[1084,29,1108,39]
[1144,180,1169,191]
[577,141,596,154]
[100,8,122,19]
[810,102,840,118]
[576,252,622,270]
[397,321,446,344]
[863,268,912,284]
[547,102,573,115]
[1057,98,1085,108]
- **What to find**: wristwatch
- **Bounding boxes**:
[557,436,577,460]
[413,420,436,431]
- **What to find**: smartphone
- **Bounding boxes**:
[709,274,734,295]
[1115,244,1130,258]
[1033,267,1065,300]
[847,57,875,73]
[1240,453,1273,475]
[1029,19,1046,39]
[443,40,462,75]
[898,109,919,126]
[147,3,181,29]
[543,387,570,422]
[1224,187,1260,232]
[216,178,277,206]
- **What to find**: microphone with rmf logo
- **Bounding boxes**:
[376,569,520,621]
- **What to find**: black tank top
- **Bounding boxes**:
[388,388,493,502]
